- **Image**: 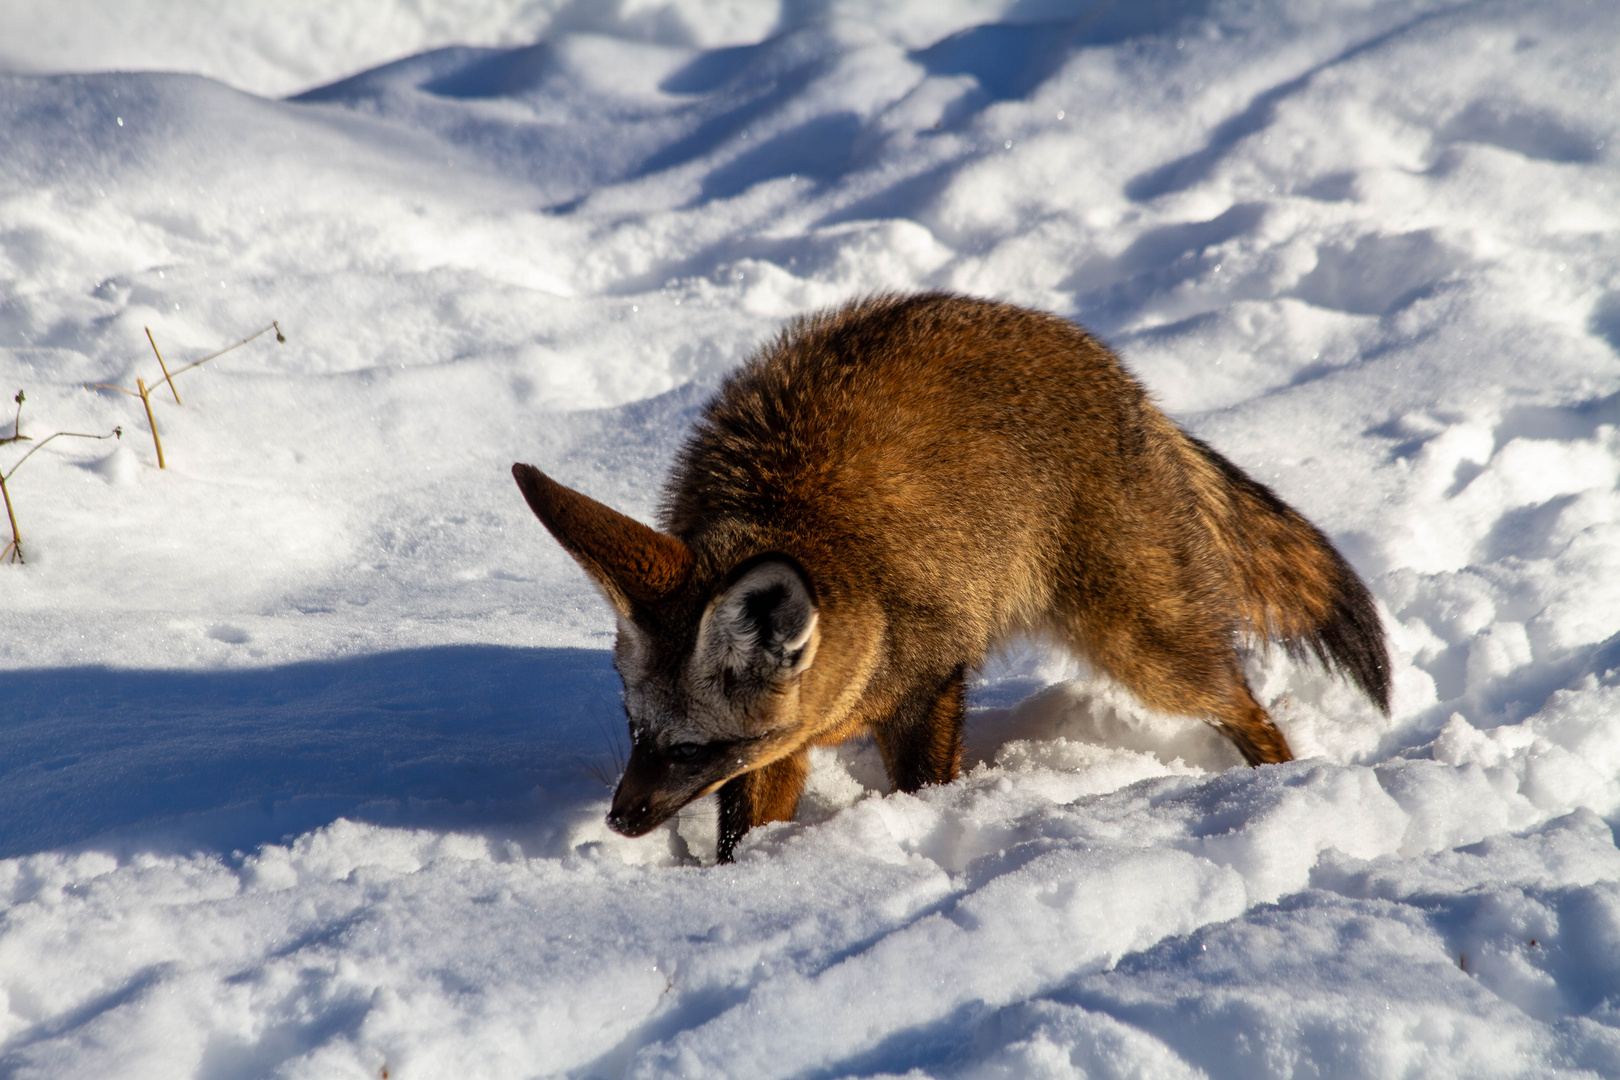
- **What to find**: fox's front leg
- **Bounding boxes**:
[715,749,810,863]
[872,666,967,793]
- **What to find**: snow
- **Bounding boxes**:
[2,0,1620,1076]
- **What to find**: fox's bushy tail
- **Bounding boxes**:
[1182,435,1391,713]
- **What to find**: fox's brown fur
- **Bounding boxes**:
[514,293,1388,862]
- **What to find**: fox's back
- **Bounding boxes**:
[660,294,1188,646]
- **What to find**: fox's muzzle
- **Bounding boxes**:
[607,743,703,837]
[607,739,750,837]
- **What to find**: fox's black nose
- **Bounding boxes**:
[607,796,664,837]
[606,801,647,836]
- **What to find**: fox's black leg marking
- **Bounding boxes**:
[873,665,966,793]
[714,750,809,863]
[717,775,750,864]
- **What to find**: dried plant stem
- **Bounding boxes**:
[77,319,282,475]
[2,390,24,445]
[146,326,182,405]
[137,378,166,469]
[164,321,283,379]
[4,430,116,479]
[0,425,121,566]
[87,382,142,398]
[1,472,20,563]
[84,318,284,402]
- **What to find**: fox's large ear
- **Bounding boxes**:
[512,462,694,615]
[695,556,818,687]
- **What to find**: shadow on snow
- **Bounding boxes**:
[0,645,624,860]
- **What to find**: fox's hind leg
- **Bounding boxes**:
[1208,680,1292,765]
[1066,614,1293,766]
[717,748,809,863]
[872,666,967,792]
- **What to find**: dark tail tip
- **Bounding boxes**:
[1183,435,1391,714]
[1301,558,1391,714]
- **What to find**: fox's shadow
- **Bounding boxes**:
[0,646,625,860]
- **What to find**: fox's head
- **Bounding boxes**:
[513,463,820,838]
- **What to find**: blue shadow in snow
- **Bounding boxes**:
[1591,294,1620,357]
[912,1,1211,102]
[1124,6,1456,202]
[660,44,759,95]
[698,112,862,201]
[0,645,624,859]
[418,42,562,99]
[912,21,1079,102]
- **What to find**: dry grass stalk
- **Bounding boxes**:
[2,389,121,564]
[136,378,165,469]
[146,325,182,405]
[86,319,284,468]
[160,321,285,380]
[0,473,21,564]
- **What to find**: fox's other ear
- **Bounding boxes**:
[512,462,693,615]
[696,556,818,686]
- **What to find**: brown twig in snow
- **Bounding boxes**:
[1,391,120,564]
[162,321,284,380]
[84,319,284,466]
[136,378,165,469]
[1,390,29,446]
[146,325,182,405]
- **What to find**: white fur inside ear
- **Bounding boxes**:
[782,608,818,674]
[695,559,818,681]
[615,614,651,681]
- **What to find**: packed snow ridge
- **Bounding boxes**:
[3,0,1620,1076]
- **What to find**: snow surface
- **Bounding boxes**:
[3,0,1620,1076]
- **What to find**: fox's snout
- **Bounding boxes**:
[606,757,667,837]
[605,745,696,838]
[606,737,755,837]
[604,801,658,838]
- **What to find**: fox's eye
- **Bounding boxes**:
[666,742,707,763]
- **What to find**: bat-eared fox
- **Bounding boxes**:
[514,293,1388,862]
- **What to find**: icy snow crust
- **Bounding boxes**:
[3,0,1620,1075]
